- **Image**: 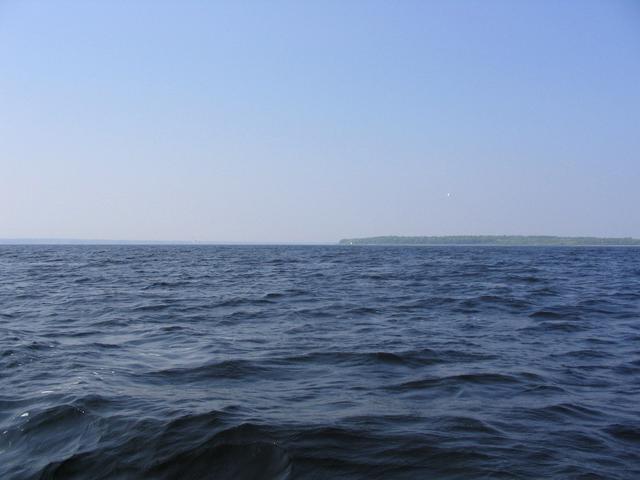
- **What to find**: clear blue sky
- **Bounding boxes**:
[1,0,639,242]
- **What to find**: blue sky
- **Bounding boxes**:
[1,0,639,242]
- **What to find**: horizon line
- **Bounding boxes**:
[0,238,333,245]
[2,234,640,246]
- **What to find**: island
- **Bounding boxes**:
[339,236,640,246]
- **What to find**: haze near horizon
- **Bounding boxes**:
[1,0,639,243]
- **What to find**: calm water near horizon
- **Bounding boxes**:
[1,245,639,479]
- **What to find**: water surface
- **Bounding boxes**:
[1,245,639,479]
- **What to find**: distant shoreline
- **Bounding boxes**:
[339,235,640,246]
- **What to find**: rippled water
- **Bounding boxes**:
[1,245,639,479]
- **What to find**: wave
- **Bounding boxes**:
[2,245,639,479]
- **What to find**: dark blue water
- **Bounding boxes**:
[1,245,639,479]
